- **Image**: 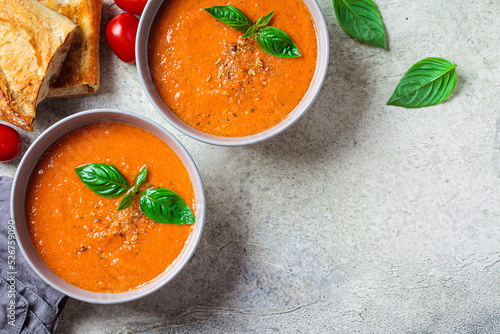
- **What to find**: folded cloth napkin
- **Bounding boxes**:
[0,176,67,334]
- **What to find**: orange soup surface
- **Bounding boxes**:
[26,122,195,293]
[149,0,318,137]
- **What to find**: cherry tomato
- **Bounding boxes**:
[115,0,148,16]
[106,13,139,64]
[0,124,21,162]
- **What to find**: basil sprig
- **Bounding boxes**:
[387,57,458,108]
[333,0,386,49]
[204,6,300,58]
[139,189,195,225]
[75,164,194,225]
[75,164,128,198]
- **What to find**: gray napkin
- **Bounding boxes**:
[0,176,67,334]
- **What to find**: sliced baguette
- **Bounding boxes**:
[0,0,78,131]
[39,0,103,99]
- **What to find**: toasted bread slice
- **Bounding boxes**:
[40,0,103,99]
[0,0,78,131]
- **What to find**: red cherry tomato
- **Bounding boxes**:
[0,124,21,162]
[106,13,139,64]
[115,0,148,16]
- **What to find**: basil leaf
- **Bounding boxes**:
[242,11,274,39]
[133,166,147,190]
[117,190,135,211]
[256,11,274,28]
[333,0,386,49]
[387,57,458,108]
[75,164,128,198]
[242,25,258,39]
[117,166,148,211]
[204,6,252,32]
[139,188,195,225]
[256,27,300,58]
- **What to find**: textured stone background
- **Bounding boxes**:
[2,0,500,332]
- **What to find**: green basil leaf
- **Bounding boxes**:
[117,166,148,211]
[117,190,135,211]
[255,27,300,58]
[333,0,386,49]
[241,11,274,40]
[139,188,195,225]
[256,11,274,28]
[387,57,458,108]
[204,6,252,32]
[133,166,147,190]
[75,164,128,198]
[242,25,258,39]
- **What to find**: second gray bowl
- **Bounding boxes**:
[136,0,329,146]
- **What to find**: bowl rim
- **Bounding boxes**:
[10,109,206,304]
[136,0,329,146]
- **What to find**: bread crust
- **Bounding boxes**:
[0,0,78,131]
[40,0,103,99]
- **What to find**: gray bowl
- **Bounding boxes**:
[136,0,329,146]
[11,109,206,304]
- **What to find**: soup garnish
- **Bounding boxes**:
[76,163,195,224]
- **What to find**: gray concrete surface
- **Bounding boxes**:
[2,0,500,332]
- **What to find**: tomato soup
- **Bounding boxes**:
[149,0,318,137]
[25,122,195,293]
